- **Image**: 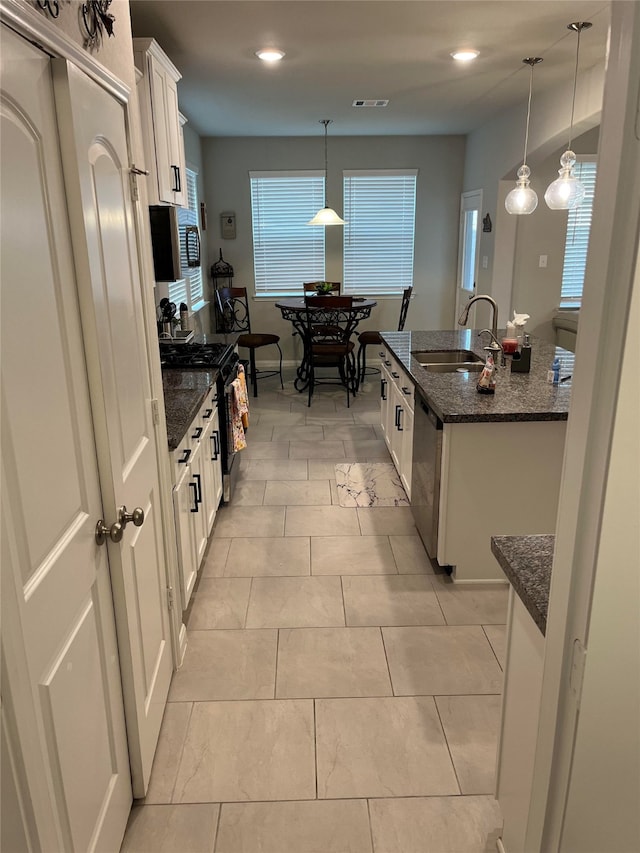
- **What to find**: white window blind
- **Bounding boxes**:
[177,168,204,309]
[560,160,597,308]
[343,170,418,296]
[250,171,325,296]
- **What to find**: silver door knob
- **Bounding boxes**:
[95,519,124,545]
[117,505,145,530]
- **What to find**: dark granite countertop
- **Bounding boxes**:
[380,329,573,423]
[491,534,555,635]
[163,369,218,450]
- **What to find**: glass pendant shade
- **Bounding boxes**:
[544,150,586,209]
[505,165,538,215]
[307,119,346,226]
[306,206,346,226]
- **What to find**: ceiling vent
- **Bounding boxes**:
[352,99,389,108]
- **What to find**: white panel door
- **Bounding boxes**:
[0,28,131,852]
[52,60,173,795]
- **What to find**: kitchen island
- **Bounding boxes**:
[380,330,571,581]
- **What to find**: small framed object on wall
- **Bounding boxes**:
[221,211,236,239]
[200,202,208,231]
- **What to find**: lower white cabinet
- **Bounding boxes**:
[170,391,223,609]
[380,348,414,499]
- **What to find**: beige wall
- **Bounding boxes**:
[200,135,465,359]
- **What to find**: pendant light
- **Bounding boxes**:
[544,22,593,210]
[307,119,346,226]
[505,57,543,215]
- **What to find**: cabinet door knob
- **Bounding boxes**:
[95,519,123,545]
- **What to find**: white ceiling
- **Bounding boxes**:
[128,0,610,138]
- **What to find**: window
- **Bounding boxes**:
[343,170,417,296]
[250,171,325,297]
[174,167,204,309]
[560,160,597,308]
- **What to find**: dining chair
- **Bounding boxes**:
[303,295,359,407]
[216,286,283,398]
[303,281,342,295]
[357,286,413,386]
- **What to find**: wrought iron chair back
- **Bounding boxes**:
[397,286,413,331]
[303,295,359,407]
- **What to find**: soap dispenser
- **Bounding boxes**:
[511,333,531,373]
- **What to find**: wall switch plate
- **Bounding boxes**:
[539,254,548,268]
[482,255,489,269]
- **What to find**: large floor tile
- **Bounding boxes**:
[187,578,251,629]
[305,410,355,424]
[241,441,290,459]
[246,576,345,628]
[369,795,503,853]
[324,424,377,440]
[213,505,285,538]
[289,439,346,459]
[225,537,310,577]
[200,538,231,578]
[483,624,507,669]
[254,410,306,425]
[435,694,501,794]
[229,480,266,507]
[243,423,274,442]
[307,459,346,479]
[173,700,315,803]
[342,439,390,460]
[263,480,332,506]
[311,535,397,575]
[342,575,444,626]
[143,703,192,804]
[121,804,219,853]
[316,696,458,798]
[276,627,392,698]
[215,800,373,853]
[352,410,380,425]
[168,630,277,701]
[357,506,416,535]
[433,577,509,625]
[271,425,325,442]
[383,626,504,695]
[240,459,308,481]
[285,505,360,536]
[389,534,436,574]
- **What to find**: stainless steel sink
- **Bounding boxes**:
[412,349,484,368]
[423,362,484,373]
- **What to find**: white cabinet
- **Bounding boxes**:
[496,588,545,853]
[133,38,186,207]
[379,348,414,499]
[170,392,223,609]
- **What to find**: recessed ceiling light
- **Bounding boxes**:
[255,48,285,63]
[451,49,479,62]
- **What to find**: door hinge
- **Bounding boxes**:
[166,586,174,610]
[151,398,160,425]
[570,638,587,701]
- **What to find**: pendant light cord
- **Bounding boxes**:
[521,57,542,168]
[566,22,591,149]
[568,27,581,149]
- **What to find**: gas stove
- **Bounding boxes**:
[159,342,234,369]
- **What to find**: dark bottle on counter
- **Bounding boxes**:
[511,334,532,373]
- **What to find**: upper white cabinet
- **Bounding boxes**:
[133,38,187,206]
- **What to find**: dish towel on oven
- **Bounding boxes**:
[230,375,248,452]
[237,363,250,430]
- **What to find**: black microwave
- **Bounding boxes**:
[148,205,181,282]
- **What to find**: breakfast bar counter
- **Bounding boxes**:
[380,329,572,423]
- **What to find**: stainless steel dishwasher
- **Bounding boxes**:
[411,392,443,559]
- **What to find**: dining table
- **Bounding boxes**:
[275,296,377,393]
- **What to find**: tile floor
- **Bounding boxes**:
[121,371,508,853]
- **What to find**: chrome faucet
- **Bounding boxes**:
[457,294,499,341]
